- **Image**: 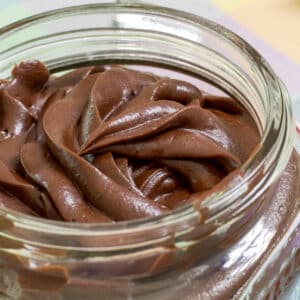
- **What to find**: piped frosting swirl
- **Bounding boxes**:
[0,61,259,222]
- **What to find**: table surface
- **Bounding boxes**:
[0,1,300,299]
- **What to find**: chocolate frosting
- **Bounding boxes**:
[0,61,259,223]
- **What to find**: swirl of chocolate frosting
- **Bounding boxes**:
[0,61,259,223]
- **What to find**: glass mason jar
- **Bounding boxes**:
[0,3,299,300]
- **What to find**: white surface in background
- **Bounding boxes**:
[293,97,300,153]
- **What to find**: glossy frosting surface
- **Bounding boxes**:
[0,61,259,222]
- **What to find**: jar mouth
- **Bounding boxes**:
[0,3,294,247]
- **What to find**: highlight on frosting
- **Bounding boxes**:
[0,60,259,223]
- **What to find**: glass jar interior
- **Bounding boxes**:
[0,3,294,251]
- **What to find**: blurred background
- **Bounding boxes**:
[0,0,299,298]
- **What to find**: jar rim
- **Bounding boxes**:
[0,3,294,246]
